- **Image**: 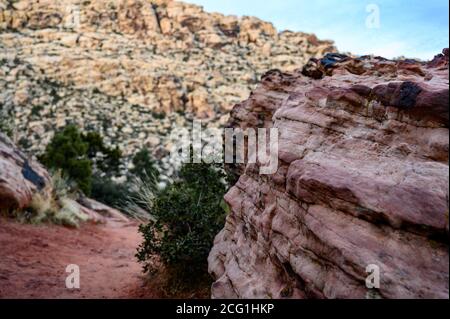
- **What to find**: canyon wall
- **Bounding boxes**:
[208,50,449,299]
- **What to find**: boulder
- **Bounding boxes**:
[77,197,129,222]
[0,133,51,211]
[208,50,449,299]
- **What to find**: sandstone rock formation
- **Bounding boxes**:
[208,49,449,299]
[78,197,130,223]
[0,132,51,210]
[0,0,334,176]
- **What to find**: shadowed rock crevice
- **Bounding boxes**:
[22,161,46,190]
[151,3,163,34]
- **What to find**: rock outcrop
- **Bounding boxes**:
[208,50,449,299]
[0,132,51,210]
[0,0,334,177]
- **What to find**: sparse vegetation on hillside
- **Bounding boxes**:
[0,107,15,139]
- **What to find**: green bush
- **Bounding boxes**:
[91,173,132,209]
[83,131,122,176]
[91,147,161,210]
[0,120,14,138]
[39,125,123,196]
[39,125,163,212]
[136,162,228,286]
[39,125,93,195]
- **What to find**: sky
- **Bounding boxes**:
[187,0,449,60]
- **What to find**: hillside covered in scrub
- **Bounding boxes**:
[0,0,334,180]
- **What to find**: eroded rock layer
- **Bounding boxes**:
[0,132,50,210]
[208,50,449,299]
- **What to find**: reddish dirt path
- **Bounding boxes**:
[0,217,157,299]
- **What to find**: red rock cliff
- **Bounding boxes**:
[208,50,449,299]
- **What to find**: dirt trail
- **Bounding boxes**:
[0,217,157,298]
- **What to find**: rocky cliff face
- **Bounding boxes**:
[0,0,333,176]
[208,50,449,299]
[0,132,51,211]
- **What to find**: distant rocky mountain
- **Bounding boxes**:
[0,0,334,177]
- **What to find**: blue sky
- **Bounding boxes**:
[187,0,449,60]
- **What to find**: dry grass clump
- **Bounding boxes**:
[23,171,89,227]
[123,176,157,222]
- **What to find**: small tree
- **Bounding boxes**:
[40,125,92,195]
[136,162,227,287]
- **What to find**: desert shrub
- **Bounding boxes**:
[39,125,93,195]
[18,136,32,150]
[30,105,43,116]
[136,162,228,289]
[53,197,89,227]
[83,131,122,176]
[39,125,123,196]
[91,173,132,209]
[27,193,54,224]
[130,148,160,187]
[90,147,161,210]
[0,121,14,138]
[124,176,159,222]
[27,193,88,228]
[51,170,75,198]
[39,125,164,211]
[21,171,88,227]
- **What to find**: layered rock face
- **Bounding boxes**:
[0,0,333,173]
[0,132,51,210]
[208,50,449,299]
